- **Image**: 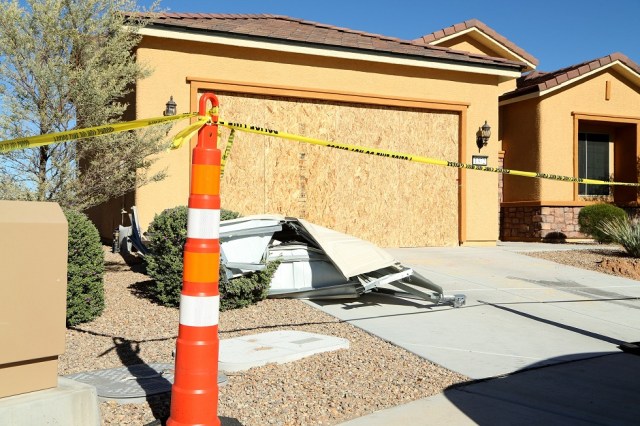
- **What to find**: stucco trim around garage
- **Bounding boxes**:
[138,27,522,78]
[185,77,470,110]
[187,78,470,243]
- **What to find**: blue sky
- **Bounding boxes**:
[139,0,640,72]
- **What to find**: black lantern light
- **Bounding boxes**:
[164,96,177,116]
[476,120,491,151]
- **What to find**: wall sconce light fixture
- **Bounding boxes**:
[164,96,177,116]
[476,120,491,151]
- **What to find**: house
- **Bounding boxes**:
[499,54,640,241]
[88,14,639,246]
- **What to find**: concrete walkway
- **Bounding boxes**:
[307,243,640,425]
[339,353,640,426]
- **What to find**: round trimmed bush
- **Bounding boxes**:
[145,206,274,311]
[65,209,105,326]
[220,209,241,221]
[578,203,627,243]
[219,260,280,311]
[145,206,188,307]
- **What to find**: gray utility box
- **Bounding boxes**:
[0,201,68,398]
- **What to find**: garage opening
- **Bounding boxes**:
[199,90,461,247]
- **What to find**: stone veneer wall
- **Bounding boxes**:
[501,205,640,241]
[500,206,585,241]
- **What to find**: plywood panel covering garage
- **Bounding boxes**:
[208,91,459,247]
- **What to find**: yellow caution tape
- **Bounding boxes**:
[170,117,210,150]
[218,120,640,187]
[220,129,235,177]
[0,112,198,153]
[168,107,219,150]
[6,109,636,188]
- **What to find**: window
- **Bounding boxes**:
[578,132,610,196]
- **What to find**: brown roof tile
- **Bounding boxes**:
[433,29,446,39]
[566,69,580,79]
[421,34,436,43]
[500,53,640,101]
[577,64,591,74]
[130,13,526,71]
[413,19,539,67]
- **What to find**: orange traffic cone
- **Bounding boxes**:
[168,92,221,426]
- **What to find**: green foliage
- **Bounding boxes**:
[145,206,188,307]
[597,217,640,258]
[145,206,271,310]
[220,209,241,221]
[0,0,165,210]
[219,260,280,312]
[65,209,105,326]
[578,204,627,243]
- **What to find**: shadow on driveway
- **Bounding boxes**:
[443,352,640,425]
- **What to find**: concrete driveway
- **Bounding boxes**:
[307,243,640,425]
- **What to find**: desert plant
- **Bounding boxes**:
[145,205,274,309]
[0,1,165,210]
[65,209,105,326]
[597,217,640,258]
[219,260,280,311]
[144,206,188,306]
[578,203,627,243]
[221,209,241,221]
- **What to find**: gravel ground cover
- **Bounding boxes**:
[523,246,640,281]
[59,248,467,425]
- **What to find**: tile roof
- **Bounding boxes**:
[500,53,640,101]
[413,19,538,67]
[130,13,526,71]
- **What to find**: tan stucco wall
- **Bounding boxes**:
[538,69,640,201]
[431,35,518,95]
[438,35,495,57]
[500,97,541,201]
[130,36,508,245]
[501,67,640,204]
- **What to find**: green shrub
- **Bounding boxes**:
[597,217,640,258]
[145,206,188,307]
[220,209,241,221]
[578,204,627,243]
[145,206,274,310]
[65,209,105,326]
[219,260,280,311]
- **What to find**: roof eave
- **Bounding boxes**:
[499,60,640,106]
[138,25,525,78]
[428,27,538,71]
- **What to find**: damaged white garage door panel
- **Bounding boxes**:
[219,216,283,275]
[296,218,396,278]
[218,215,465,307]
